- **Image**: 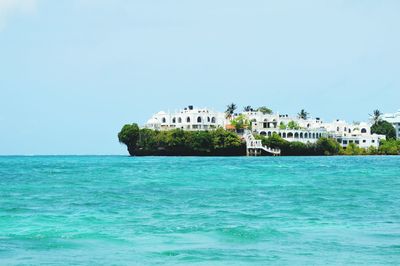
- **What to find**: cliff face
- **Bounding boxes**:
[127,145,246,156]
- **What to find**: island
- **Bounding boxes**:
[118,105,400,156]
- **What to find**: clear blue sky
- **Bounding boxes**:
[1,0,399,155]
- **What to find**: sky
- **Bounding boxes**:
[0,0,399,155]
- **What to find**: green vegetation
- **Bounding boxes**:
[243,105,253,112]
[257,106,273,115]
[370,109,382,124]
[256,133,342,156]
[286,120,300,130]
[298,109,309,120]
[225,103,237,119]
[371,120,396,140]
[118,126,245,156]
[118,123,140,155]
[378,139,400,155]
[230,114,251,131]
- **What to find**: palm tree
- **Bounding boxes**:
[370,109,382,124]
[298,109,309,120]
[225,103,237,119]
[243,105,253,112]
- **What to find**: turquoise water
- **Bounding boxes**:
[1,156,400,265]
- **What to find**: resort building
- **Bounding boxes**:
[145,106,385,149]
[322,120,385,149]
[145,105,226,131]
[249,113,328,144]
[382,110,400,139]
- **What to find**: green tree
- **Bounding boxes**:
[257,106,273,115]
[287,120,300,130]
[343,143,364,155]
[225,103,237,119]
[378,139,400,155]
[243,105,253,112]
[279,122,286,130]
[370,109,382,124]
[118,124,140,154]
[316,137,342,155]
[298,109,309,120]
[231,114,250,131]
[371,120,396,139]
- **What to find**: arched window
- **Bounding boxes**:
[283,132,287,138]
[268,131,272,137]
[278,133,282,137]
[186,117,191,123]
[300,132,303,138]
[337,127,340,132]
[288,132,293,138]
[348,129,351,133]
[211,117,216,123]
[162,117,166,123]
[260,131,266,136]
[172,117,176,123]
[197,117,202,123]
[361,128,367,133]
[207,117,210,122]
[294,132,299,138]
[178,117,182,123]
[312,133,316,138]
[307,124,310,128]
[304,133,308,138]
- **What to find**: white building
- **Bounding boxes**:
[145,106,385,149]
[322,120,385,149]
[145,105,226,131]
[382,110,400,139]
[249,112,327,144]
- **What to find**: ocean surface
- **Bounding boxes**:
[0,156,400,265]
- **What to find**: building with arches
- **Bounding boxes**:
[145,105,226,131]
[145,106,385,149]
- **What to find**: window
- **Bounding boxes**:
[355,140,359,144]
[283,132,287,138]
[197,117,202,123]
[287,132,293,138]
[162,117,166,123]
[343,140,348,144]
[361,128,367,133]
[178,117,182,123]
[372,140,375,143]
[349,140,353,144]
[211,117,216,123]
[187,117,191,123]
[172,117,176,123]
[207,117,210,122]
[363,140,366,143]
[260,131,266,136]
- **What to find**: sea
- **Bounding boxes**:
[0,156,399,265]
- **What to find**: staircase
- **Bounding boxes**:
[243,130,281,156]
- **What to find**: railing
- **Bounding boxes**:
[243,130,281,156]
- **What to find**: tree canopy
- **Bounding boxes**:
[257,106,272,115]
[371,120,396,139]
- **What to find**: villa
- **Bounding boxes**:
[145,105,386,149]
[145,105,226,131]
[382,110,400,139]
